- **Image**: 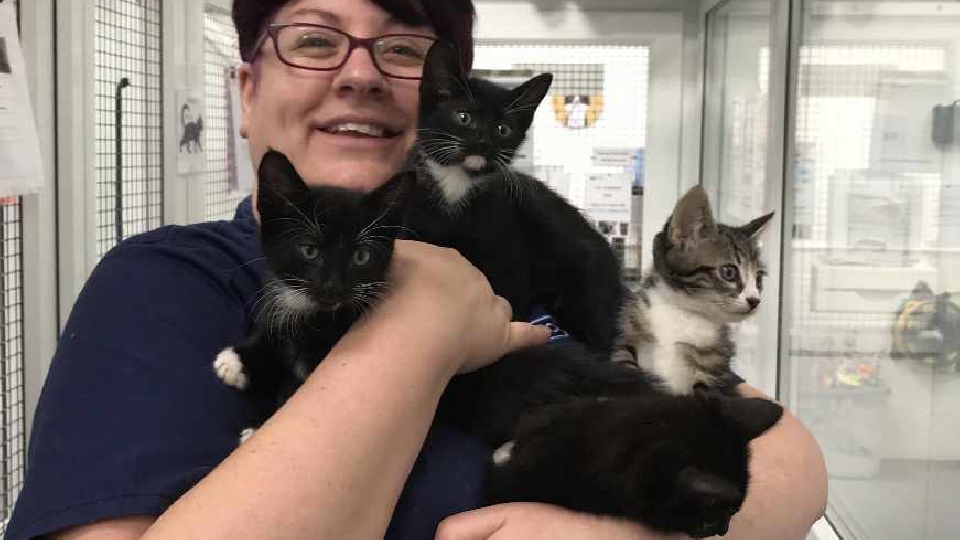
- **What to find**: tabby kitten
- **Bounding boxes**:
[616,185,773,395]
[407,41,622,352]
[213,150,413,414]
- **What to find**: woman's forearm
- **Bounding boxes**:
[145,320,455,540]
[723,384,829,540]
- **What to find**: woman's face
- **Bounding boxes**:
[239,0,430,191]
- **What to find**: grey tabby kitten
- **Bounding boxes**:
[615,186,773,395]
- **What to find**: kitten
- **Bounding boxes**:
[615,185,773,395]
[444,341,783,539]
[215,150,783,538]
[406,41,622,352]
[212,149,413,413]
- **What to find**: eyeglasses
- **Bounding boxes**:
[253,23,437,80]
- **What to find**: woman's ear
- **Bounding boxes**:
[238,63,256,139]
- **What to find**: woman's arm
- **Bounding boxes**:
[723,383,828,539]
[53,242,548,540]
[437,383,828,540]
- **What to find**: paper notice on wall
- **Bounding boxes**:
[0,3,44,197]
[591,147,644,188]
[585,173,632,238]
[227,68,255,195]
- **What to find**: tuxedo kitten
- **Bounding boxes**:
[213,150,413,415]
[615,186,773,395]
[415,42,553,209]
[407,42,621,351]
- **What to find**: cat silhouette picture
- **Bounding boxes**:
[179,103,204,154]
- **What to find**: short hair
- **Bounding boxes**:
[232,0,476,71]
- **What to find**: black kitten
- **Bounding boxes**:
[212,150,413,418]
[407,42,622,352]
[484,386,783,538]
[416,43,552,198]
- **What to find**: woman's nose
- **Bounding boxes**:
[332,47,388,99]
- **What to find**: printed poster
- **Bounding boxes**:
[0,3,44,197]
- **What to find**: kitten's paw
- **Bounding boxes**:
[239,427,256,445]
[492,441,515,466]
[214,347,248,390]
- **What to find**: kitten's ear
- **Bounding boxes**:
[257,149,310,216]
[717,397,784,441]
[364,171,416,227]
[510,73,554,111]
[669,185,718,247]
[420,40,466,105]
[505,73,553,131]
[740,211,775,241]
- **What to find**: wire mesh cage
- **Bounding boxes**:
[94,0,164,259]
[204,6,245,221]
[1,0,26,532]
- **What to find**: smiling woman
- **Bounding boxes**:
[236,0,475,192]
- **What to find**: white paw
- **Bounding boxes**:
[239,427,256,445]
[492,441,515,466]
[214,348,248,390]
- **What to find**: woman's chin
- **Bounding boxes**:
[302,156,406,191]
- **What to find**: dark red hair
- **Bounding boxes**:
[232,0,476,71]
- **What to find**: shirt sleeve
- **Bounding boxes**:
[6,229,263,540]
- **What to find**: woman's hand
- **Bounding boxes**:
[435,503,687,540]
[352,240,550,375]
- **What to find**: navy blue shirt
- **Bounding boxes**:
[6,199,489,540]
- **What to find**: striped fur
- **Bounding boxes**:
[616,186,772,395]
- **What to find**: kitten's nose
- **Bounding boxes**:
[747,297,761,310]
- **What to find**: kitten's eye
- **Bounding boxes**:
[298,243,320,261]
[352,247,372,267]
[757,270,767,290]
[719,265,740,282]
[496,123,513,138]
[454,111,472,126]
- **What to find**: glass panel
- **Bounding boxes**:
[784,2,960,539]
[702,0,775,387]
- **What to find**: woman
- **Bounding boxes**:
[7,0,827,538]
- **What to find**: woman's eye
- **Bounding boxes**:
[386,45,422,59]
[719,265,740,282]
[296,35,337,50]
[299,243,320,261]
[454,111,472,126]
[496,123,513,138]
[353,247,372,267]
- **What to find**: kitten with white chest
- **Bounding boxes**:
[406,42,622,352]
[616,186,773,395]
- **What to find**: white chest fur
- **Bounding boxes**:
[636,287,722,394]
[426,160,474,207]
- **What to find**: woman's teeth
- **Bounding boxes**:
[324,123,391,137]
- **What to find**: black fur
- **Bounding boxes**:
[408,41,622,352]
[484,391,783,538]
[226,150,414,411]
